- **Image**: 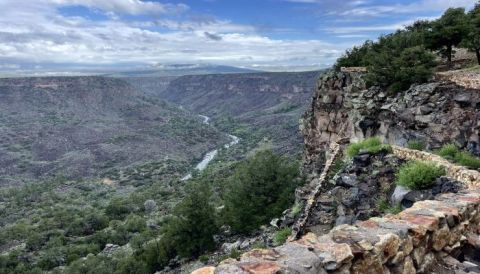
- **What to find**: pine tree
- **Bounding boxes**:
[222,150,301,234]
[426,8,468,68]
[462,3,480,65]
[164,181,218,258]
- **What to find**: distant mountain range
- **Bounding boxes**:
[0,64,261,78]
[107,64,260,77]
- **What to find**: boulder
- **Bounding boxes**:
[337,174,358,187]
[391,185,411,205]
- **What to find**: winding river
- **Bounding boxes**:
[181,115,240,181]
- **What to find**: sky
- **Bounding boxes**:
[0,0,477,75]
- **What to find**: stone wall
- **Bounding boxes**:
[193,190,480,274]
[436,70,480,90]
[392,146,480,189]
[340,67,367,73]
[290,142,341,240]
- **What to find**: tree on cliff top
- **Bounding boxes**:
[336,28,436,92]
[462,3,480,65]
[366,44,436,92]
[426,8,469,68]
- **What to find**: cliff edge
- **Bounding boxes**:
[301,70,479,178]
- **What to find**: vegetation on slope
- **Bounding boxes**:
[0,149,302,274]
[346,137,392,157]
[437,144,480,170]
[222,150,303,234]
[396,161,446,190]
[0,77,227,187]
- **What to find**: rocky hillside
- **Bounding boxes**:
[301,70,480,177]
[127,71,321,155]
[0,77,227,187]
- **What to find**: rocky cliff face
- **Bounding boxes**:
[301,71,480,176]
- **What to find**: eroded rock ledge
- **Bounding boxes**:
[301,71,480,177]
[194,190,480,274]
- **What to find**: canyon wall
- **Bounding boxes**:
[301,71,480,177]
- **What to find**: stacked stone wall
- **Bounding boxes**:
[194,191,480,274]
[436,71,480,90]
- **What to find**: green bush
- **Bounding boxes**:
[140,240,172,273]
[105,198,131,220]
[455,152,480,169]
[436,144,459,159]
[229,249,241,260]
[124,214,146,233]
[291,203,302,218]
[163,181,218,258]
[396,161,446,190]
[437,144,480,169]
[114,256,148,274]
[336,28,436,92]
[346,137,392,157]
[273,228,292,246]
[407,140,426,151]
[222,150,302,234]
[378,200,402,214]
[199,255,209,264]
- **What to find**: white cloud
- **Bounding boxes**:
[0,0,345,73]
[51,0,189,15]
[325,17,438,34]
[286,0,477,17]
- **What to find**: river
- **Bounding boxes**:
[181,115,240,181]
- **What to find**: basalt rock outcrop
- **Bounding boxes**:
[301,71,480,177]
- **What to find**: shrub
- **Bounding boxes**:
[436,144,480,169]
[163,181,218,258]
[222,150,302,234]
[455,152,480,169]
[143,200,157,213]
[124,214,146,233]
[105,198,131,220]
[291,203,302,218]
[114,256,148,274]
[396,161,446,190]
[273,228,292,246]
[336,28,436,92]
[346,137,392,157]
[436,144,459,159]
[199,255,209,264]
[229,249,241,260]
[407,140,426,151]
[368,45,437,93]
[378,200,402,214]
[140,240,172,273]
